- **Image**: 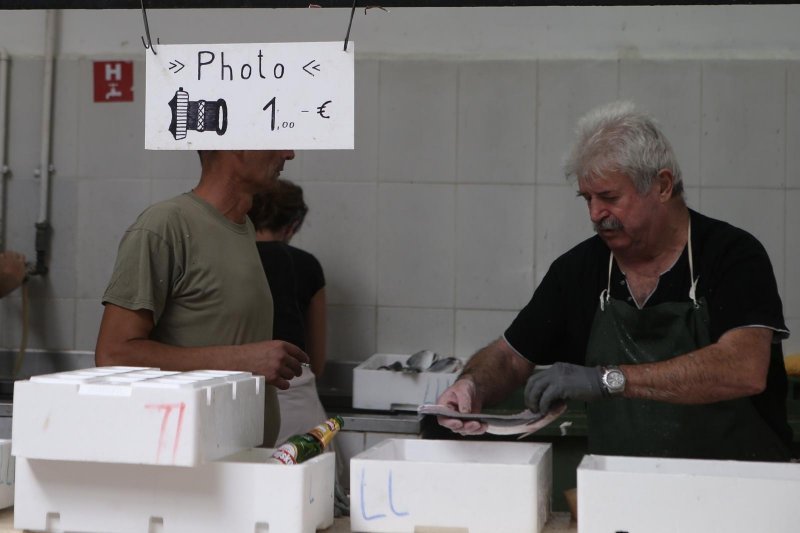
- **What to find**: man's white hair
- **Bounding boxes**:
[563,101,683,196]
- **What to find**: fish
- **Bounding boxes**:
[377,361,404,371]
[426,357,463,373]
[417,402,567,437]
[402,350,439,373]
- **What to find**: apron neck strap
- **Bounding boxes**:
[600,253,613,311]
[687,217,699,307]
[601,215,698,311]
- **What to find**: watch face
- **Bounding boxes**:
[606,369,625,390]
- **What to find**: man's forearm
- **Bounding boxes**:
[622,327,772,404]
[458,338,535,407]
[96,337,253,373]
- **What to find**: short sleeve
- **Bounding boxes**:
[703,230,788,341]
[307,254,325,295]
[102,228,175,324]
[504,263,571,365]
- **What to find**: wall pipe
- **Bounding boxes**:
[0,48,9,252]
[32,9,58,276]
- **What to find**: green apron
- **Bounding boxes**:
[585,223,790,461]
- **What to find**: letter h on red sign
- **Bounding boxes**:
[93,61,134,103]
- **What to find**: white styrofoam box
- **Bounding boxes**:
[352,354,464,410]
[578,454,800,533]
[14,448,335,533]
[0,440,14,510]
[12,366,265,466]
[350,438,552,533]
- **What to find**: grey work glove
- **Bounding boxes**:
[524,362,604,414]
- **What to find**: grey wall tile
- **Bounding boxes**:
[785,318,800,355]
[76,179,152,299]
[5,297,75,350]
[537,60,619,185]
[535,184,593,286]
[785,190,800,318]
[77,59,149,180]
[292,182,377,306]
[787,63,800,189]
[619,60,702,186]
[455,184,535,309]
[51,58,81,180]
[685,186,701,211]
[455,309,518,359]
[151,178,196,204]
[378,61,457,183]
[6,58,43,181]
[75,297,104,352]
[327,305,376,362]
[377,183,455,307]
[3,174,38,258]
[701,61,786,188]
[457,61,536,184]
[149,151,202,181]
[376,306,454,357]
[302,60,379,182]
[700,188,785,298]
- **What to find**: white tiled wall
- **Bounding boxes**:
[1,57,799,360]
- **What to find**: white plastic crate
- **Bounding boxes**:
[350,438,552,533]
[0,439,14,510]
[578,454,800,533]
[14,449,335,533]
[352,354,464,411]
[12,367,265,466]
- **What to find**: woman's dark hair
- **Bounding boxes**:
[249,179,309,232]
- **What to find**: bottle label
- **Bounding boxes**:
[308,417,341,448]
[271,443,299,465]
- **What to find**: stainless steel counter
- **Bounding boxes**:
[334,411,421,434]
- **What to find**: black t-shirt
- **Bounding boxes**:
[287,245,325,318]
[505,209,792,447]
[255,242,325,351]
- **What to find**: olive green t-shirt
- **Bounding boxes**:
[103,191,280,446]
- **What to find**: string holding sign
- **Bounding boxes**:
[139,0,160,56]
[344,0,357,52]
[344,3,388,52]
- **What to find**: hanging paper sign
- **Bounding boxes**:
[145,42,354,150]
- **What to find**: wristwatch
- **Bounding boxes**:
[600,366,626,396]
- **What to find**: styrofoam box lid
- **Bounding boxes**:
[578,455,800,533]
[350,439,552,533]
[12,367,265,467]
[352,354,465,411]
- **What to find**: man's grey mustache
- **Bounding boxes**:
[594,217,624,232]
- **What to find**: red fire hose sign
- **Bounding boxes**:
[93,61,134,103]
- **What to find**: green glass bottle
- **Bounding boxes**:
[270,415,344,465]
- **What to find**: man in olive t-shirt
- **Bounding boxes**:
[96,150,309,447]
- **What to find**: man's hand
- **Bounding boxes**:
[435,378,488,436]
[524,362,604,414]
[253,340,310,390]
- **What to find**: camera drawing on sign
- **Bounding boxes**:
[168,87,228,140]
